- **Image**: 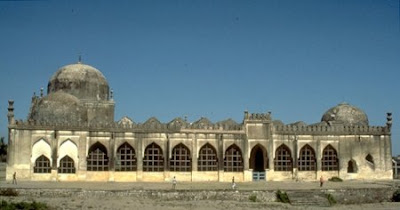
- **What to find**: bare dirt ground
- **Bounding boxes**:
[2,195,400,210]
[1,180,400,209]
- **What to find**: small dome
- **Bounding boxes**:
[47,63,109,101]
[321,103,368,126]
[29,92,87,124]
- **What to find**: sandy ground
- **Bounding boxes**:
[1,180,400,209]
[1,195,400,210]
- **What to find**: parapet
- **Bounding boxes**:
[273,124,390,135]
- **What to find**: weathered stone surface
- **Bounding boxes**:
[6,62,393,182]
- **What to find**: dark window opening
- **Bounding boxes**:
[274,144,292,171]
[298,144,316,171]
[170,143,191,171]
[87,142,109,171]
[116,142,137,171]
[198,143,218,171]
[321,145,339,171]
[58,155,75,174]
[224,145,243,172]
[143,143,164,172]
[34,155,51,173]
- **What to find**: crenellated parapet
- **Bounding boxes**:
[243,111,272,123]
[274,124,390,135]
[9,116,244,133]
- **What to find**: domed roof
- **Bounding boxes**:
[29,92,87,124]
[321,103,368,126]
[47,62,109,101]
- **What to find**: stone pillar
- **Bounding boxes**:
[191,133,197,181]
[164,133,170,180]
[243,134,251,181]
[337,136,343,178]
[384,135,392,172]
[218,134,224,181]
[6,129,15,180]
[316,138,321,179]
[109,132,115,182]
[109,133,115,171]
[293,135,298,174]
[51,130,58,181]
[78,131,89,180]
[269,139,274,171]
[136,133,143,181]
[243,134,249,170]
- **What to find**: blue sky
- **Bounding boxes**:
[1,0,399,155]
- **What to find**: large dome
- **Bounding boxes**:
[29,92,87,124]
[47,63,109,101]
[321,103,369,126]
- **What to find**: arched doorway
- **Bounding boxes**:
[249,144,268,181]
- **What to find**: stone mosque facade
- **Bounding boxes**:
[6,62,393,182]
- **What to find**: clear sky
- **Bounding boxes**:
[1,0,399,155]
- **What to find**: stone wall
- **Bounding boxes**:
[3,187,397,205]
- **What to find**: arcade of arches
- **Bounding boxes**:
[6,61,393,182]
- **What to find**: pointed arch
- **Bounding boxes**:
[224,144,243,172]
[58,155,76,174]
[321,144,338,171]
[87,142,109,171]
[347,159,357,173]
[34,155,51,173]
[32,139,52,165]
[60,139,78,148]
[365,154,374,169]
[58,139,78,168]
[274,144,293,171]
[143,117,162,129]
[198,143,218,171]
[249,144,268,171]
[116,142,137,171]
[298,144,316,171]
[143,142,164,172]
[170,143,191,171]
[365,154,374,164]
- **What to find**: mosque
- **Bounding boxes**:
[6,61,393,182]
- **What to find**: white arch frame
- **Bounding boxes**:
[58,139,78,167]
[31,138,52,166]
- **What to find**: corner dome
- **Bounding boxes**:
[321,103,369,126]
[47,63,109,101]
[29,92,87,124]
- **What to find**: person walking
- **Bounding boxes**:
[320,175,324,187]
[231,176,236,190]
[172,176,177,190]
[12,172,17,185]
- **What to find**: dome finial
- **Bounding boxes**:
[78,54,82,64]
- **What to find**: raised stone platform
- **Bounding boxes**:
[1,180,399,206]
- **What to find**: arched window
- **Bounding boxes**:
[143,143,164,172]
[224,144,243,172]
[198,143,218,171]
[365,154,374,169]
[365,154,374,164]
[347,160,357,173]
[321,145,339,171]
[249,144,268,171]
[58,155,75,174]
[274,144,292,171]
[170,143,191,171]
[116,142,136,171]
[87,142,109,171]
[34,155,51,173]
[298,144,316,171]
